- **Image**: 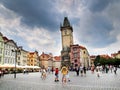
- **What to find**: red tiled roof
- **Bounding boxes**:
[70,44,79,47]
[79,45,86,49]
[111,51,120,57]
[29,52,35,55]
[3,36,9,41]
[90,55,96,58]
[111,53,117,57]
[40,52,50,58]
[70,44,86,50]
[100,54,111,59]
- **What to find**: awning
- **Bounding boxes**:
[0,64,40,69]
[0,64,14,68]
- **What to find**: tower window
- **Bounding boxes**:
[74,53,77,58]
[64,30,67,35]
[84,51,85,54]
[73,48,77,51]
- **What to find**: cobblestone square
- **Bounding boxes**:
[0,69,120,90]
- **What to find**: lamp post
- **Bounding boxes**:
[12,48,21,78]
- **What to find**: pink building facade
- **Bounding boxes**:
[70,44,80,69]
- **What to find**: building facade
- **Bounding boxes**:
[27,51,39,67]
[39,52,50,68]
[3,38,17,67]
[111,51,120,59]
[70,44,91,69]
[0,32,4,65]
[60,17,74,67]
[80,45,90,68]
[54,56,61,69]
[17,47,28,66]
[70,44,80,69]
[90,55,96,66]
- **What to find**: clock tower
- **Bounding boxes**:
[60,17,74,67]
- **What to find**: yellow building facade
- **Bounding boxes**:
[27,51,39,66]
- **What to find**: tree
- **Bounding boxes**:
[94,55,100,66]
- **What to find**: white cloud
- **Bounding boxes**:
[0,4,61,56]
[0,4,21,37]
[0,1,120,56]
[55,0,120,56]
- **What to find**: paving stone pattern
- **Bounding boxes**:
[0,69,120,90]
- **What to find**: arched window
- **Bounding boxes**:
[74,59,77,63]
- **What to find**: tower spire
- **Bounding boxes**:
[63,17,71,27]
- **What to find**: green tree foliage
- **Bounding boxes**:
[94,55,120,66]
[94,55,100,66]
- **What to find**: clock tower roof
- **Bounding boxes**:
[60,17,73,32]
[63,17,71,27]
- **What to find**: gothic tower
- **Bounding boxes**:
[60,17,74,67]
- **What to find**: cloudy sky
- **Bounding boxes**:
[0,0,120,56]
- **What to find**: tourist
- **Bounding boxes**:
[54,68,59,82]
[96,66,100,77]
[51,67,54,74]
[80,66,83,76]
[41,68,47,80]
[114,66,117,75]
[83,66,86,76]
[61,66,68,84]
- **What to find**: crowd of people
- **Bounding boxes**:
[0,69,4,78]
[39,66,71,84]
[75,65,118,77]
[39,64,119,84]
[1,65,119,84]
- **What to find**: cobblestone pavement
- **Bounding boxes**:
[0,69,120,90]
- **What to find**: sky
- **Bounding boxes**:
[0,0,120,56]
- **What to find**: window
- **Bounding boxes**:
[74,53,77,58]
[84,51,86,54]
[18,57,20,60]
[1,42,3,46]
[30,59,32,62]
[5,50,7,55]
[18,62,20,65]
[0,42,3,47]
[73,47,77,51]
[8,50,9,55]
[0,48,2,54]
[5,58,8,64]
[74,59,77,63]
[8,58,10,63]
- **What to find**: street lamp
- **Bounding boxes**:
[12,48,21,78]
